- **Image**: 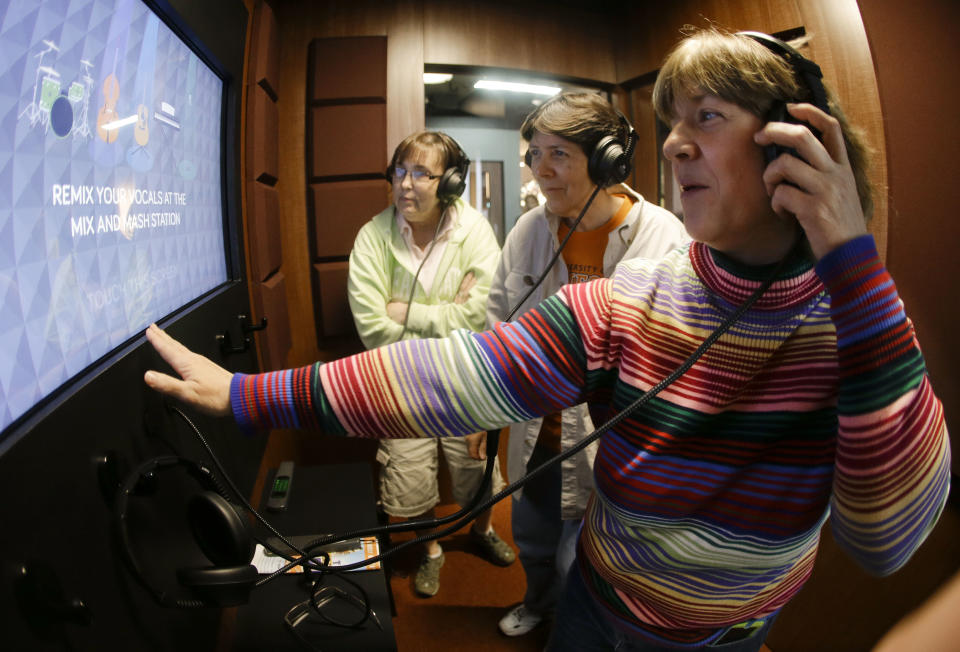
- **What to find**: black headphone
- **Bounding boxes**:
[737,31,831,164]
[524,110,638,187]
[436,140,469,201]
[386,134,470,202]
[114,456,258,608]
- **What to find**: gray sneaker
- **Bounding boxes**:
[414,552,444,597]
[471,527,516,566]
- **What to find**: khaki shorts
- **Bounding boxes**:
[377,437,505,518]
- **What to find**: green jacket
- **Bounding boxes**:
[347,198,501,349]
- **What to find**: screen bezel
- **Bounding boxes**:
[0,0,246,453]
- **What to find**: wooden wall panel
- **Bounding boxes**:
[858,0,960,471]
[244,0,290,373]
[616,0,803,80]
[309,180,390,258]
[249,183,281,280]
[627,84,659,204]
[309,36,388,100]
[257,272,292,366]
[421,0,616,83]
[308,104,387,179]
[385,0,424,153]
[312,262,355,338]
[248,0,280,100]
[246,84,279,184]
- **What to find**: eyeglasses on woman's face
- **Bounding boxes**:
[392,166,441,185]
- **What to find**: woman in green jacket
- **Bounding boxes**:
[347,131,513,598]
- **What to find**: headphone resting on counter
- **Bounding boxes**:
[114,455,258,608]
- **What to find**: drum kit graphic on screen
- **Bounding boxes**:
[17,40,94,140]
[17,39,181,148]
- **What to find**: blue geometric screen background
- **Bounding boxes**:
[0,0,227,432]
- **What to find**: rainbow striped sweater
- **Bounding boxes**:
[232,235,949,642]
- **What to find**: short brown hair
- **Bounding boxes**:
[387,131,464,178]
[652,28,874,219]
[520,92,623,157]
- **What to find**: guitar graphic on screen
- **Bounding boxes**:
[134,101,149,146]
[96,50,120,143]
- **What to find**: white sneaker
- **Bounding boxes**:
[498,603,543,637]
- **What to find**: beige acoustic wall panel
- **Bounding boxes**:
[249,0,280,100]
[309,36,387,101]
[256,272,292,370]
[306,35,388,350]
[246,83,279,185]
[249,183,282,281]
[309,180,390,259]
[309,104,387,179]
[312,262,355,338]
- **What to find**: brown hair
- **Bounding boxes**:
[652,28,874,219]
[387,131,464,179]
[520,92,623,157]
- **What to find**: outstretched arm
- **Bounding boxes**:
[143,291,600,440]
[143,323,233,417]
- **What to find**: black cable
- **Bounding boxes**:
[167,379,500,583]
[169,204,797,578]
[397,204,446,340]
[167,408,375,636]
[295,235,800,574]
[210,182,619,579]
[256,183,608,577]
[504,184,601,322]
[310,183,605,558]
[168,406,321,567]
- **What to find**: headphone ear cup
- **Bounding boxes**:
[762,100,813,165]
[588,135,629,186]
[524,148,532,168]
[187,491,253,567]
[437,167,465,200]
[177,491,257,607]
[437,148,468,201]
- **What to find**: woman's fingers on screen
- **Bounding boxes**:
[143,324,232,416]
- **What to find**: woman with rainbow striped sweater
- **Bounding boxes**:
[144,28,950,652]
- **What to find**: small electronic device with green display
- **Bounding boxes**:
[266,461,294,512]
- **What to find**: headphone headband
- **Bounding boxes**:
[115,456,257,608]
[737,31,830,114]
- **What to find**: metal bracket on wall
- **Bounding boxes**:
[216,314,268,355]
